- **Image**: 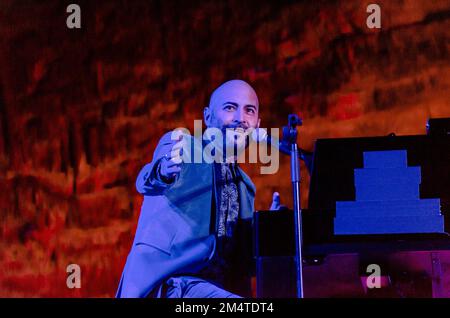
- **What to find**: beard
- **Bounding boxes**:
[221,125,252,159]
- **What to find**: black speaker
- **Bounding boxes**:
[256,256,296,298]
[253,211,296,298]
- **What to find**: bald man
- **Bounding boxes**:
[116,80,281,298]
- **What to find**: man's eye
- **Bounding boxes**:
[224,105,235,111]
[246,108,255,114]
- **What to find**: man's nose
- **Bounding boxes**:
[233,108,247,125]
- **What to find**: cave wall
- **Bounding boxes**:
[0,0,449,297]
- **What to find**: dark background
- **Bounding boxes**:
[0,0,449,297]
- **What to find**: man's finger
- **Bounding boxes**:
[167,166,181,174]
[269,192,281,210]
[166,160,182,168]
[170,138,187,163]
[170,152,183,164]
[172,141,184,149]
[169,131,190,143]
[171,143,185,153]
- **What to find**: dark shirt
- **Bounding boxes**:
[197,162,241,288]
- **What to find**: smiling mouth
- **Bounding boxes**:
[225,124,250,132]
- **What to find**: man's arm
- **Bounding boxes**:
[135,131,182,195]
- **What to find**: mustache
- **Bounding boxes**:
[221,124,250,131]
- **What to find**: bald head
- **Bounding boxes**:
[204,79,260,130]
[209,80,259,110]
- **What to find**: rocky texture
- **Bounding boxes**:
[0,0,449,297]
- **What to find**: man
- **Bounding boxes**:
[116,79,281,298]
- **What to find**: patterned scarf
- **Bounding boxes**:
[217,163,239,237]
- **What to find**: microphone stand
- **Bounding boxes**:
[282,114,304,298]
[277,142,313,175]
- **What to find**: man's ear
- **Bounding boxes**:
[204,106,211,127]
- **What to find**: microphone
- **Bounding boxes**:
[251,128,290,156]
[251,128,313,173]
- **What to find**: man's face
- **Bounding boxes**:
[204,80,261,154]
[205,80,260,131]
